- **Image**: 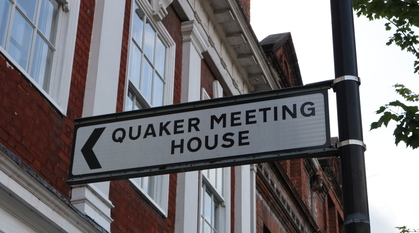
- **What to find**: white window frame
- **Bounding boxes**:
[125,0,175,110]
[126,0,175,217]
[130,175,170,216]
[201,173,223,233]
[201,166,230,233]
[200,87,230,233]
[0,0,80,114]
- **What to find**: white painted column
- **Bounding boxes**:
[180,20,207,103]
[82,1,125,117]
[175,20,207,233]
[234,164,257,233]
[250,164,257,233]
[70,1,125,231]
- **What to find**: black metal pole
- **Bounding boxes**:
[330,0,370,232]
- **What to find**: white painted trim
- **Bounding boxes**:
[50,0,80,114]
[71,184,114,228]
[234,165,256,233]
[181,20,208,59]
[125,0,174,215]
[150,0,173,21]
[82,1,125,116]
[180,20,205,102]
[227,0,278,89]
[0,0,80,114]
[175,171,200,233]
[163,36,176,106]
[130,174,170,217]
[219,167,232,233]
[181,41,202,102]
[212,80,223,98]
[175,20,205,231]
[138,0,176,104]
[124,0,176,109]
[201,88,210,100]
[0,150,104,233]
[250,164,257,233]
[172,0,252,95]
[73,1,127,230]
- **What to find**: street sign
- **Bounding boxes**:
[68,83,336,184]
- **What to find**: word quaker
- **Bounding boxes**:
[110,100,317,155]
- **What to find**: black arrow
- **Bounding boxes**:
[81,127,105,169]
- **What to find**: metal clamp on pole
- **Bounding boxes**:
[332,75,360,85]
[337,139,367,151]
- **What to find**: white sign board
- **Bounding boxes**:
[69,88,333,184]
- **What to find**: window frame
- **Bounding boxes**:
[200,87,230,233]
[130,175,170,216]
[0,0,80,114]
[201,176,223,233]
[126,0,175,217]
[125,0,175,110]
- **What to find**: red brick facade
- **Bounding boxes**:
[110,3,182,232]
[201,60,217,98]
[163,6,184,105]
[256,159,344,233]
[238,0,251,19]
[110,179,177,233]
[0,0,343,232]
[0,55,74,198]
[257,32,343,233]
[0,0,96,200]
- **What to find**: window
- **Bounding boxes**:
[0,0,79,113]
[126,1,168,109]
[201,168,224,233]
[200,86,229,233]
[1,0,58,93]
[130,175,169,215]
[126,0,175,216]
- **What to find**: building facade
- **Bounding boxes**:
[0,0,343,232]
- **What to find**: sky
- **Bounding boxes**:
[250,1,419,232]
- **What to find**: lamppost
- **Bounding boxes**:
[330,0,370,232]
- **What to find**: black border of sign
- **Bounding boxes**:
[68,80,337,185]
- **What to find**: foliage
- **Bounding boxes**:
[370,84,419,149]
[353,0,419,73]
[352,1,419,149]
[397,226,418,233]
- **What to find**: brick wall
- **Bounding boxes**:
[116,0,132,113]
[289,159,311,207]
[256,197,285,233]
[201,60,216,98]
[289,159,303,197]
[163,6,183,105]
[0,0,95,199]
[109,4,182,232]
[256,160,343,233]
[280,160,291,176]
[238,0,251,19]
[110,179,176,233]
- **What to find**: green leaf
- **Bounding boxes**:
[370,121,380,130]
[354,0,419,150]
[376,106,387,114]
